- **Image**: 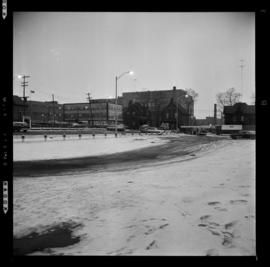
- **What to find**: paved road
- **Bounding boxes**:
[14,135,226,177]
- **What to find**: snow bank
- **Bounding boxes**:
[13,135,169,161]
[13,139,255,256]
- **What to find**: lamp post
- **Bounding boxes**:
[115,70,134,136]
[176,94,189,131]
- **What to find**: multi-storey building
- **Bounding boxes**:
[13,95,28,122]
[63,99,122,126]
[13,96,122,127]
[25,100,64,124]
[223,102,255,130]
[121,86,194,129]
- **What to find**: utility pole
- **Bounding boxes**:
[115,76,118,135]
[52,94,55,127]
[86,93,93,127]
[240,59,245,101]
[20,75,30,117]
[29,90,35,128]
[214,103,217,125]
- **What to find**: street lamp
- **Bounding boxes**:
[176,94,189,131]
[115,70,134,136]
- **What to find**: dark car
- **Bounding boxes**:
[13,122,29,132]
[107,124,125,132]
[197,128,207,136]
[230,130,256,139]
[139,125,164,134]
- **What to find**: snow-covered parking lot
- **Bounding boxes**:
[13,135,255,256]
[13,134,170,161]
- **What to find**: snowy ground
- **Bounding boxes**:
[13,134,169,161]
[13,137,255,256]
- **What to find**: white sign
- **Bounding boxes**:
[221,125,242,130]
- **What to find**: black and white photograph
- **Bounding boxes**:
[5,10,260,257]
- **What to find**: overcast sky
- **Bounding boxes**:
[13,12,255,119]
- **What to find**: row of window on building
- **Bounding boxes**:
[13,87,255,129]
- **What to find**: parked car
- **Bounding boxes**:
[13,122,29,132]
[139,124,150,133]
[147,127,165,135]
[197,130,207,136]
[107,124,125,131]
[230,130,256,139]
[139,125,164,135]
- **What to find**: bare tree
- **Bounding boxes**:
[186,88,199,102]
[216,87,242,115]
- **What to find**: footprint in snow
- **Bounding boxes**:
[214,207,228,212]
[229,199,248,205]
[146,240,158,250]
[199,215,212,221]
[159,223,169,229]
[208,201,220,206]
[224,220,238,230]
[127,234,136,242]
[238,185,250,188]
[240,193,250,197]
[222,236,235,248]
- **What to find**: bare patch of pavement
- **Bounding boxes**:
[13,135,227,177]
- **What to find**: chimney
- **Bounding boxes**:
[173,86,176,91]
[214,104,217,125]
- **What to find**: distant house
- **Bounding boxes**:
[223,103,255,130]
[13,95,28,121]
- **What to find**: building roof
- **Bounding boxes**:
[63,99,118,106]
[122,88,187,97]
[13,95,26,106]
[224,102,255,114]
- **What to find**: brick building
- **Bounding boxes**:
[13,95,28,121]
[121,87,194,129]
[223,102,255,130]
[26,100,64,124]
[13,95,122,127]
[63,99,122,126]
